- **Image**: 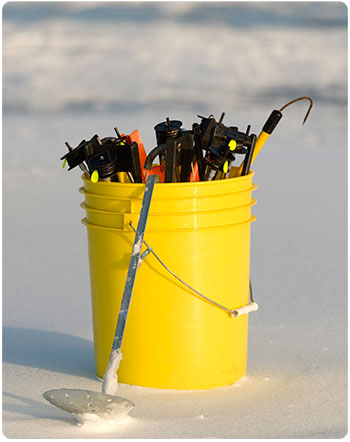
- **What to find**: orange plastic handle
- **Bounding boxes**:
[190,162,200,182]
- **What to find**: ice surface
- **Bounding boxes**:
[3,112,348,438]
[3,107,347,437]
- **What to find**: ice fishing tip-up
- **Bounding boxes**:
[61,96,313,183]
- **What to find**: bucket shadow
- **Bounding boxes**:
[3,326,95,379]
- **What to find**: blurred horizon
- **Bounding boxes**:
[3,1,347,27]
[2,1,347,116]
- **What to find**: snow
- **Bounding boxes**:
[2,2,347,439]
[75,413,132,431]
[132,237,143,256]
[102,350,123,396]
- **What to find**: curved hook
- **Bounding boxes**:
[279,96,313,125]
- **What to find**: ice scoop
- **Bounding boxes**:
[43,175,157,422]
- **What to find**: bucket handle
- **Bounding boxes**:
[129,222,258,318]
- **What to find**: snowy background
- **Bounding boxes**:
[2,1,348,438]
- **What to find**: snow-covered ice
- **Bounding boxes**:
[2,111,347,439]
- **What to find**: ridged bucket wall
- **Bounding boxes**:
[80,168,257,390]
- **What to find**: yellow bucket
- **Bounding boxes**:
[81,167,257,390]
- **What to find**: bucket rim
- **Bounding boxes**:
[80,199,257,217]
[81,214,256,233]
[81,169,254,190]
[79,183,258,201]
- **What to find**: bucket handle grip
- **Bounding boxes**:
[129,222,258,317]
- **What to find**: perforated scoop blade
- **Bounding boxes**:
[43,389,135,419]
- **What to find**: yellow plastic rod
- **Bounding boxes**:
[229,130,270,178]
[230,96,313,178]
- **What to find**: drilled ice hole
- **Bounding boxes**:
[64,393,70,398]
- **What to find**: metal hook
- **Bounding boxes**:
[279,96,313,125]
